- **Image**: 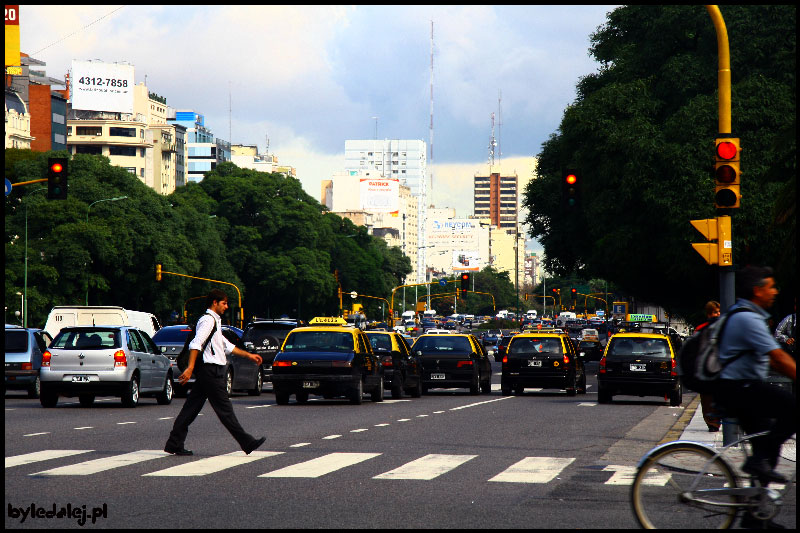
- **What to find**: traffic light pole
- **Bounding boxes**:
[706,5,735,312]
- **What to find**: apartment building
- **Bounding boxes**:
[473,171,519,231]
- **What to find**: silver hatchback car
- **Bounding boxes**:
[39,326,173,408]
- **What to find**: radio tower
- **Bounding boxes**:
[488,112,496,169]
[429,20,434,193]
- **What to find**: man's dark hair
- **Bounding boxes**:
[736,266,774,300]
[206,288,228,308]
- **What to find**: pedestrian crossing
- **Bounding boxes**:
[7,448,665,486]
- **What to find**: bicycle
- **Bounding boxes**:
[631,430,796,529]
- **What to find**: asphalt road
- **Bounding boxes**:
[5,361,762,529]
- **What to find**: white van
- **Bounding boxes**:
[525,310,538,320]
[44,306,161,339]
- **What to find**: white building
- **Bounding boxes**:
[344,139,427,282]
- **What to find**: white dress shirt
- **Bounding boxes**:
[189,309,234,366]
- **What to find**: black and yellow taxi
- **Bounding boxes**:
[271,317,383,405]
[411,333,492,395]
[500,331,587,396]
[366,331,423,398]
[597,332,681,406]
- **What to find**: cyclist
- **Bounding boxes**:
[715,266,795,493]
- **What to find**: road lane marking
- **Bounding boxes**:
[158,417,173,420]
[374,454,477,480]
[397,419,411,422]
[32,450,169,476]
[374,423,390,427]
[449,396,514,411]
[578,403,597,407]
[245,404,271,409]
[489,457,575,483]
[259,452,381,478]
[143,451,283,477]
[74,427,94,430]
[322,435,341,440]
[6,450,93,469]
[117,422,136,425]
[602,465,670,486]
[289,443,311,448]
[23,432,50,437]
[350,429,368,433]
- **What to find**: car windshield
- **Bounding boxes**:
[509,337,562,355]
[52,329,120,349]
[5,330,28,353]
[282,331,354,352]
[243,323,296,344]
[607,337,670,359]
[152,327,192,343]
[366,333,392,352]
[413,336,472,353]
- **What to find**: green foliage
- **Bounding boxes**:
[523,5,796,319]
[5,155,413,327]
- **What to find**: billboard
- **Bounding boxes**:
[360,178,399,212]
[452,251,480,271]
[71,60,135,113]
[5,5,21,73]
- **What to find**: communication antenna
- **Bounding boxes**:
[265,133,269,157]
[228,82,232,146]
[429,20,434,192]
[488,112,496,169]
[498,90,503,168]
[371,116,379,139]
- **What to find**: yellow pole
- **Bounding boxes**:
[161,269,244,328]
[705,5,731,134]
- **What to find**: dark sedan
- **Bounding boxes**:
[366,331,423,398]
[412,334,492,395]
[501,332,587,396]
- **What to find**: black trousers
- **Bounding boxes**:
[716,379,796,465]
[166,363,257,451]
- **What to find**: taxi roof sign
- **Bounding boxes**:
[309,316,348,326]
[626,314,657,323]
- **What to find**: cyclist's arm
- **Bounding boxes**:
[768,348,796,381]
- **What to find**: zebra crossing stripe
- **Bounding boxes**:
[373,454,477,480]
[602,465,670,486]
[6,450,93,469]
[143,451,283,477]
[259,452,381,478]
[489,457,575,483]
[32,450,169,476]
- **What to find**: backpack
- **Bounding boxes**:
[677,307,752,393]
[176,313,217,373]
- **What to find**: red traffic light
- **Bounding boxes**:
[565,173,577,185]
[50,162,64,173]
[461,273,469,281]
[571,288,577,295]
[715,141,738,160]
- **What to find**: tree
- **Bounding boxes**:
[522,5,795,319]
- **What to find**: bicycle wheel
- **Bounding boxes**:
[632,442,738,529]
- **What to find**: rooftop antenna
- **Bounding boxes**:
[371,116,379,139]
[228,82,232,145]
[498,90,503,168]
[429,19,434,192]
[489,112,496,170]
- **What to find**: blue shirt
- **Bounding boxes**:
[719,299,781,380]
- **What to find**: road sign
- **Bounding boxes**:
[5,178,11,196]
[439,279,447,287]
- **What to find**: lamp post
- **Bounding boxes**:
[23,187,48,327]
[86,196,129,305]
[16,292,24,325]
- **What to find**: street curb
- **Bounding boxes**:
[658,393,700,445]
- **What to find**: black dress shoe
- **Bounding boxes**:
[164,445,193,456]
[742,457,787,484]
[243,437,266,455]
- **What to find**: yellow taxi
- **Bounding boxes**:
[501,331,586,396]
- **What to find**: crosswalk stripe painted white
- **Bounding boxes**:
[143,451,283,477]
[489,457,575,483]
[6,450,93,469]
[32,450,169,476]
[373,454,477,480]
[602,465,670,486]
[259,452,381,478]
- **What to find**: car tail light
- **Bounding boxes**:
[456,360,473,368]
[273,360,292,367]
[21,362,32,370]
[42,351,52,367]
[381,355,393,367]
[670,358,677,377]
[599,356,606,374]
[332,360,353,367]
[113,350,127,367]
[563,354,570,364]
[502,355,507,364]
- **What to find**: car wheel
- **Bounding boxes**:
[79,394,95,407]
[349,379,363,405]
[371,378,384,402]
[480,375,491,394]
[669,383,682,407]
[40,388,58,408]
[469,372,480,395]
[121,374,139,408]
[275,390,290,405]
[577,371,587,394]
[27,376,41,399]
[296,390,309,404]
[598,385,612,404]
[157,374,174,405]
[225,368,233,397]
[248,370,263,396]
[514,384,525,395]
[409,377,422,398]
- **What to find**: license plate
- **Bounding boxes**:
[302,381,319,388]
[528,360,542,367]
[630,364,647,372]
[431,373,446,380]
[71,376,90,382]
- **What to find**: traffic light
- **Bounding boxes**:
[460,272,470,297]
[561,168,580,209]
[571,287,577,298]
[155,264,162,281]
[714,138,740,208]
[47,157,68,200]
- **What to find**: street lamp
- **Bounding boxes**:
[15,292,23,325]
[86,196,129,305]
[23,186,48,327]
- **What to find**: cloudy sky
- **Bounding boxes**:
[20,5,617,249]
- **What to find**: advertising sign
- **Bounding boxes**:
[5,5,21,74]
[360,178,399,212]
[71,60,135,113]
[452,251,480,271]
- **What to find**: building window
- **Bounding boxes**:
[109,127,137,137]
[76,126,102,136]
[110,146,137,157]
[74,145,103,155]
[124,167,136,174]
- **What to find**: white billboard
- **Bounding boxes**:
[360,178,399,212]
[453,251,481,271]
[71,60,135,113]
